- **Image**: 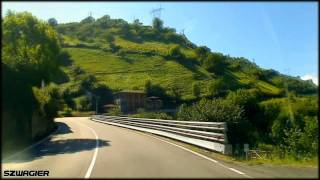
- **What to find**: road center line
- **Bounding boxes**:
[78,121,99,179]
[135,131,251,178]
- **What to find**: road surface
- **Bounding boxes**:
[2,117,318,178]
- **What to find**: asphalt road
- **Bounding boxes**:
[2,117,318,178]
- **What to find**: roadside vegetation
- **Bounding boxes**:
[2,11,318,166]
[2,11,64,155]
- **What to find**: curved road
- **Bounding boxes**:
[2,117,318,178]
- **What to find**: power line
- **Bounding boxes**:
[150,4,164,19]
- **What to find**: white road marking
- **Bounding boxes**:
[135,131,251,178]
[229,167,245,174]
[78,122,99,179]
[91,117,252,178]
[2,125,60,162]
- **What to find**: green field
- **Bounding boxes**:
[64,44,281,99]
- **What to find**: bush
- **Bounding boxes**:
[74,96,92,111]
[107,106,122,116]
[58,107,73,117]
[257,96,318,158]
[168,45,184,59]
[110,42,121,53]
[202,53,226,75]
[144,80,168,99]
[104,32,114,43]
[32,83,62,120]
[226,88,261,123]
[195,46,211,64]
[206,78,228,97]
[192,82,201,98]
[177,98,244,122]
[132,108,172,120]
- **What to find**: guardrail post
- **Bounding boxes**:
[223,122,228,144]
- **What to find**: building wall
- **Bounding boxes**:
[115,92,146,113]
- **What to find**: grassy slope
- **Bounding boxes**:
[63,35,281,99]
[65,47,206,99]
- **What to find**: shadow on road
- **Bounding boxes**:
[54,122,74,135]
[3,122,110,163]
[3,138,110,163]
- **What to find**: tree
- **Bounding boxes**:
[80,16,95,24]
[120,22,131,37]
[96,15,111,29]
[167,86,182,101]
[79,74,97,91]
[226,89,260,112]
[103,32,114,43]
[3,11,61,85]
[177,98,244,122]
[2,11,63,147]
[48,18,58,27]
[192,82,201,98]
[207,78,227,97]
[133,19,143,28]
[202,53,226,75]
[168,45,184,59]
[144,80,152,95]
[144,80,167,98]
[195,46,211,64]
[152,17,163,31]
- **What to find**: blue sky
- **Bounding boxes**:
[2,2,318,84]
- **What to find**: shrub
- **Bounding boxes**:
[109,42,121,53]
[107,106,122,116]
[177,98,244,122]
[192,82,201,98]
[202,53,226,75]
[206,78,228,97]
[104,32,114,43]
[132,108,172,120]
[74,96,92,111]
[168,45,184,59]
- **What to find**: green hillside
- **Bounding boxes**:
[56,15,317,101]
[3,11,318,165]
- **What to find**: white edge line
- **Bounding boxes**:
[136,131,218,163]
[229,168,245,175]
[78,121,99,179]
[136,131,252,178]
[2,124,61,162]
[93,119,251,178]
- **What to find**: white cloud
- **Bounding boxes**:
[301,74,318,85]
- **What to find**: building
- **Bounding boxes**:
[114,90,147,113]
[146,96,163,110]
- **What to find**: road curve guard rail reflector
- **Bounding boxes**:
[91,115,232,155]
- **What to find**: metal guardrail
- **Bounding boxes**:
[91,115,231,154]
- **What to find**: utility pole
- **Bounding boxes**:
[150,5,164,19]
[181,28,185,36]
[95,95,100,115]
[41,79,45,90]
